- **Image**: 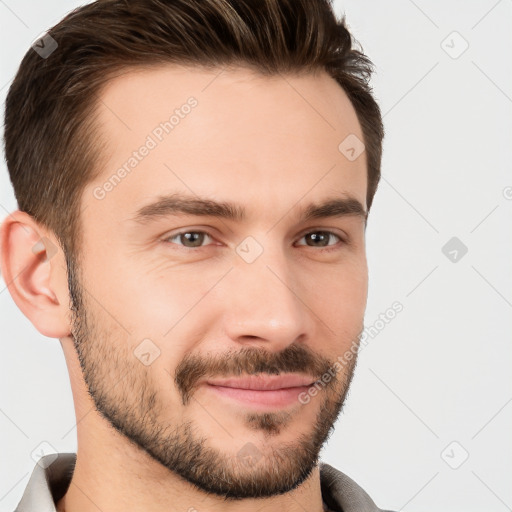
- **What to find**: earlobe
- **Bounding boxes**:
[0,210,72,339]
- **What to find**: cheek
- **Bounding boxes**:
[305,260,368,339]
[103,264,220,371]
[90,258,206,336]
[306,257,367,304]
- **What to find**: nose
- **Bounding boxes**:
[221,245,315,353]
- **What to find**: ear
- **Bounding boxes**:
[0,210,72,338]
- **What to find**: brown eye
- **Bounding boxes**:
[163,231,213,248]
[296,231,344,250]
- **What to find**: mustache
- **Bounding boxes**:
[175,343,335,405]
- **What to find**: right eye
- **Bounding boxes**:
[161,230,217,250]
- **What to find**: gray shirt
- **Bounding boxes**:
[14,453,395,512]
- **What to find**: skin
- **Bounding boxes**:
[0,64,369,512]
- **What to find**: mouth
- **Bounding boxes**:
[202,374,317,409]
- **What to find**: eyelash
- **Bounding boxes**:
[162,229,346,253]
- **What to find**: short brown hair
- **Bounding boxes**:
[4,0,384,262]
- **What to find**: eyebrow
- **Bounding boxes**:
[129,193,367,225]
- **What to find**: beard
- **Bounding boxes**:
[66,252,360,500]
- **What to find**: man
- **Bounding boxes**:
[0,0,390,511]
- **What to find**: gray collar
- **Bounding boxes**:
[15,454,390,512]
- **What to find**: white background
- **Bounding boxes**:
[1,1,511,511]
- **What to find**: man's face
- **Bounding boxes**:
[70,65,368,499]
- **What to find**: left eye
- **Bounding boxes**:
[163,230,343,250]
[296,231,343,249]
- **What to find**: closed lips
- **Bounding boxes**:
[205,374,317,391]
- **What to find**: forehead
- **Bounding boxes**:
[83,64,367,225]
